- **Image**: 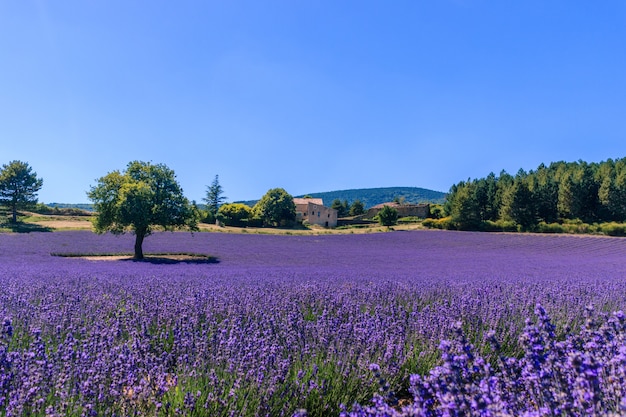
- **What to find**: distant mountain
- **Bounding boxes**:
[238,187,446,209]
[48,203,95,211]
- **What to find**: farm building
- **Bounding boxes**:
[294,198,338,228]
[365,202,430,219]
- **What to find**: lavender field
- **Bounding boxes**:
[2,230,626,416]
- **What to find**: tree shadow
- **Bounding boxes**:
[121,255,220,265]
[0,222,53,233]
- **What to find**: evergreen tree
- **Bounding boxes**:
[502,179,537,230]
[0,161,43,223]
[204,175,227,221]
[449,182,481,230]
[331,199,349,217]
[349,200,365,216]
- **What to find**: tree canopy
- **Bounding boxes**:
[378,205,399,227]
[87,161,197,259]
[253,188,296,227]
[443,158,626,231]
[331,199,349,217]
[0,160,43,223]
[349,200,365,216]
[217,203,252,227]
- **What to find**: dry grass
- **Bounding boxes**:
[20,213,425,235]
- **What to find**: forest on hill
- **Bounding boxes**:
[295,187,446,208]
[238,187,446,208]
[431,158,626,233]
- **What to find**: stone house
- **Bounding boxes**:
[294,198,338,228]
[365,202,430,219]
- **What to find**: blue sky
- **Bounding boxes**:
[2,1,626,204]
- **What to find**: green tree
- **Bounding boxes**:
[531,165,559,223]
[0,160,43,223]
[253,188,296,227]
[87,161,198,259]
[474,173,498,221]
[449,182,481,230]
[203,175,227,223]
[501,179,537,230]
[217,203,252,227]
[378,205,398,227]
[331,199,349,217]
[349,200,365,216]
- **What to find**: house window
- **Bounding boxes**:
[317,212,320,217]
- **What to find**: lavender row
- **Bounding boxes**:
[1,230,626,415]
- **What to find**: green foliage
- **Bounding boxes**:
[443,158,626,232]
[0,160,43,223]
[331,199,349,217]
[422,217,453,230]
[429,204,444,219]
[217,203,252,227]
[599,222,626,236]
[377,205,398,227]
[204,175,227,219]
[87,161,197,259]
[448,182,481,230]
[501,179,537,230]
[349,200,365,216]
[253,188,296,227]
[535,222,567,234]
[482,219,518,232]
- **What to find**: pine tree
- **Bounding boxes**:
[204,175,227,220]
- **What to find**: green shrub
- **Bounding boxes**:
[378,205,399,227]
[536,222,566,234]
[397,216,421,224]
[247,216,264,228]
[422,217,453,230]
[217,203,253,227]
[599,222,626,236]
[483,220,518,232]
[429,204,444,219]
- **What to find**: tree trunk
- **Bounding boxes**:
[11,201,17,224]
[134,231,145,260]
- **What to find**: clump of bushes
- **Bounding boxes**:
[217,203,253,227]
[423,216,626,237]
[422,217,453,230]
[482,219,518,232]
[598,222,626,236]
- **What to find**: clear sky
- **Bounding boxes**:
[2,1,626,204]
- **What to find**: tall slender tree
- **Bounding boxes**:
[203,175,227,221]
[0,160,43,223]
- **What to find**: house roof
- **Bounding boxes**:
[293,198,324,206]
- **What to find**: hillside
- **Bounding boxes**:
[238,187,446,208]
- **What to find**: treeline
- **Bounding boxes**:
[434,158,626,232]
